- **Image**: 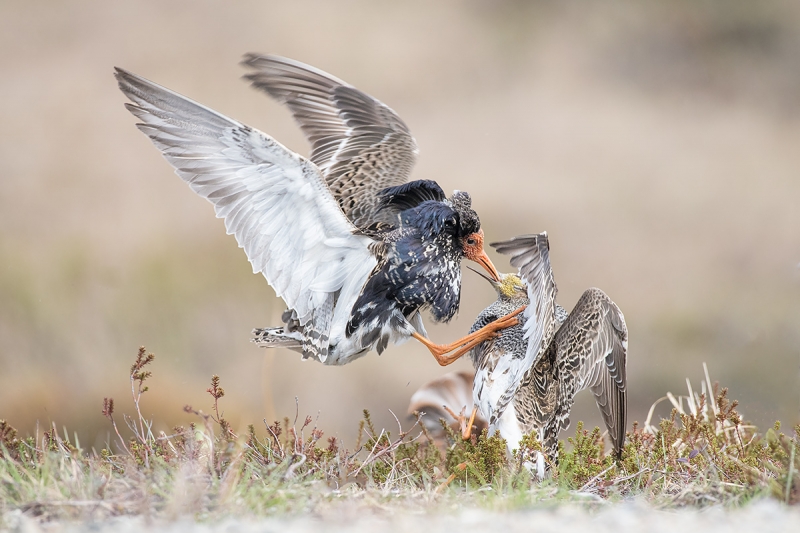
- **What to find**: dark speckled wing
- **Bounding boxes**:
[555,288,628,456]
[242,54,418,229]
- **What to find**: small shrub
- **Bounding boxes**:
[0,356,797,522]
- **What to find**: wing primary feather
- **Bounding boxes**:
[489,232,559,422]
[557,288,628,457]
[241,54,419,229]
[115,67,376,347]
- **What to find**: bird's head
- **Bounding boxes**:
[469,268,528,299]
[496,273,528,298]
[450,191,500,282]
[402,192,501,281]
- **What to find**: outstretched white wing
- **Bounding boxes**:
[490,232,558,424]
[115,68,376,356]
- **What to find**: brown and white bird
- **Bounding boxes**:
[407,371,488,450]
[468,232,628,476]
[115,55,519,366]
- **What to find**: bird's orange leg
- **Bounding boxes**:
[441,405,479,440]
[462,406,478,441]
[412,306,525,366]
[413,333,492,367]
[435,462,467,493]
[442,405,463,421]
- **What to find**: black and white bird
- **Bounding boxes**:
[468,232,628,476]
[115,55,520,366]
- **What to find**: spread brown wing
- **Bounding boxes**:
[555,288,628,456]
[242,54,418,229]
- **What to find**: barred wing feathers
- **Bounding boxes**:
[242,54,418,229]
[562,289,628,455]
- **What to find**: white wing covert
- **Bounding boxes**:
[115,68,375,360]
[490,233,559,424]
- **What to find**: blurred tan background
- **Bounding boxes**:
[1,0,798,451]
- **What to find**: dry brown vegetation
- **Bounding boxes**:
[1,347,797,524]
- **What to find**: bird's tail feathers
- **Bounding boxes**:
[251,327,303,351]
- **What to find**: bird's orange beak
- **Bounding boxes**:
[462,230,501,282]
[472,248,501,282]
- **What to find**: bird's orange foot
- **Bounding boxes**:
[412,305,526,366]
[443,404,479,441]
